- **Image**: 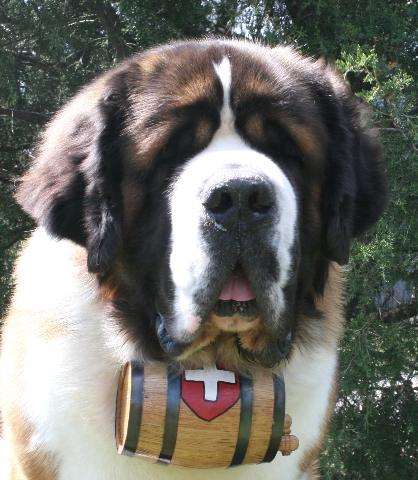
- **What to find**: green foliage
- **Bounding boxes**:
[321,134,418,479]
[0,1,417,478]
[318,19,417,480]
[337,46,417,143]
[302,8,417,478]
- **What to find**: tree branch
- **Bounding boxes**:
[285,1,315,27]
[380,303,418,324]
[347,294,417,325]
[0,172,16,185]
[0,107,50,124]
[10,51,65,73]
[86,1,130,60]
[0,145,31,153]
[378,127,402,133]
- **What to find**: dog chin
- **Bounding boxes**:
[156,307,293,369]
[177,331,293,371]
[210,312,261,333]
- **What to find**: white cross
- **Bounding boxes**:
[184,365,236,402]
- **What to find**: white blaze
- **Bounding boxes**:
[213,57,234,134]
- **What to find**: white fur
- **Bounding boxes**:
[169,58,297,339]
[213,58,234,133]
[0,438,11,479]
[1,229,335,480]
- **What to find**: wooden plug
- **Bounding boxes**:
[278,414,299,456]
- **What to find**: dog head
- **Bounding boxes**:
[17,40,387,367]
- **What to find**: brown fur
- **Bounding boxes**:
[1,310,58,479]
[286,123,325,162]
[9,427,57,480]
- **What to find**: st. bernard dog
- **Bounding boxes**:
[0,39,387,479]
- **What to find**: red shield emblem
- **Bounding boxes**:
[181,366,240,421]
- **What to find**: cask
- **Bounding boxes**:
[116,362,298,468]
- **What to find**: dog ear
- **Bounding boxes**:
[323,96,388,265]
[16,70,128,275]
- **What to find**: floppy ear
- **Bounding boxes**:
[16,71,127,275]
[323,97,388,265]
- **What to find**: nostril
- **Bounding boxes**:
[248,187,274,214]
[204,190,234,215]
[203,177,275,227]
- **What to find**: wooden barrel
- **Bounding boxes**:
[116,362,298,468]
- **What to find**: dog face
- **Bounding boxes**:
[17,40,387,367]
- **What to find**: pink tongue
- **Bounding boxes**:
[219,273,255,302]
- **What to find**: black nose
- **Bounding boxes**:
[203,177,275,228]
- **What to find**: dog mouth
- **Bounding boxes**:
[155,261,293,367]
[213,266,259,319]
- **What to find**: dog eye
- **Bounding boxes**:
[263,119,303,163]
[162,117,216,162]
[163,123,201,160]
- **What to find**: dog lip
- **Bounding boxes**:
[155,313,192,356]
[213,299,259,318]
